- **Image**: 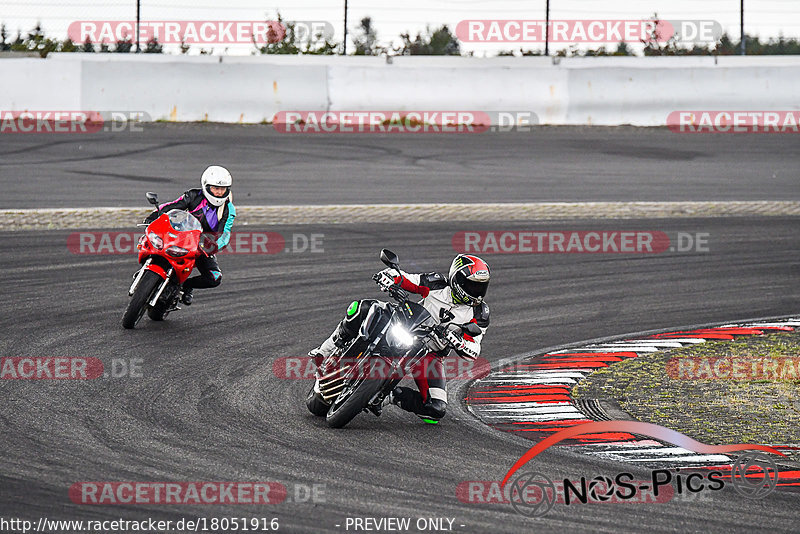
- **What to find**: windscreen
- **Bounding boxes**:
[167,209,203,232]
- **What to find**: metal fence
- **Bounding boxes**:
[2,0,799,56]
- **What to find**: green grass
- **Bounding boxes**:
[572,332,800,461]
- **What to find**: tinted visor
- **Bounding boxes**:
[206,185,230,198]
[455,271,488,299]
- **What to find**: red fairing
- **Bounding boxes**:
[137,213,203,285]
[146,263,168,279]
[393,275,430,298]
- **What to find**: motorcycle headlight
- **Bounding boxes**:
[387,323,415,348]
[165,245,189,257]
[147,232,163,249]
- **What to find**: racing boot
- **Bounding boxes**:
[389,387,445,424]
[308,322,350,369]
[181,287,194,305]
[367,388,399,417]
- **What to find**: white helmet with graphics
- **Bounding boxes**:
[448,254,490,306]
[201,165,232,207]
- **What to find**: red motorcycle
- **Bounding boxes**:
[122,192,204,329]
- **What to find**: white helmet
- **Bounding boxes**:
[200,165,232,207]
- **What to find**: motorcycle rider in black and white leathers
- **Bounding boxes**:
[309,254,491,424]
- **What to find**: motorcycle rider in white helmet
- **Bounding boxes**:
[309,254,491,424]
[143,165,235,305]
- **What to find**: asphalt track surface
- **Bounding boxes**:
[2,124,800,208]
[1,127,799,533]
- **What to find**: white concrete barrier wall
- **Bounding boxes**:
[78,59,329,123]
[1,54,798,126]
[326,64,568,123]
[565,65,800,125]
[3,57,81,110]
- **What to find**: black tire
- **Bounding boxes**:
[122,270,162,329]
[325,369,385,429]
[305,384,330,417]
[147,305,167,321]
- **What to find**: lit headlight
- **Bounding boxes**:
[165,245,189,257]
[388,323,415,348]
[147,232,163,249]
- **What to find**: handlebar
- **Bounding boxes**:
[371,268,456,349]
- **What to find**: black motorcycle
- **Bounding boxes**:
[305,249,482,428]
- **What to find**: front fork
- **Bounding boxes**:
[128,258,152,296]
[148,267,174,307]
[128,258,174,307]
[366,345,427,407]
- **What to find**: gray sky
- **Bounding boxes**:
[3,0,800,55]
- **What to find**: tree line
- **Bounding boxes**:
[3,17,800,58]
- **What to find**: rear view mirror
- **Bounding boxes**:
[380,249,400,271]
[462,322,482,336]
[145,192,159,205]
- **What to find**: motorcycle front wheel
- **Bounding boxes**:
[325,365,385,429]
[147,283,177,321]
[122,270,162,329]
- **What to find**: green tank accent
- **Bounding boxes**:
[346,301,359,317]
